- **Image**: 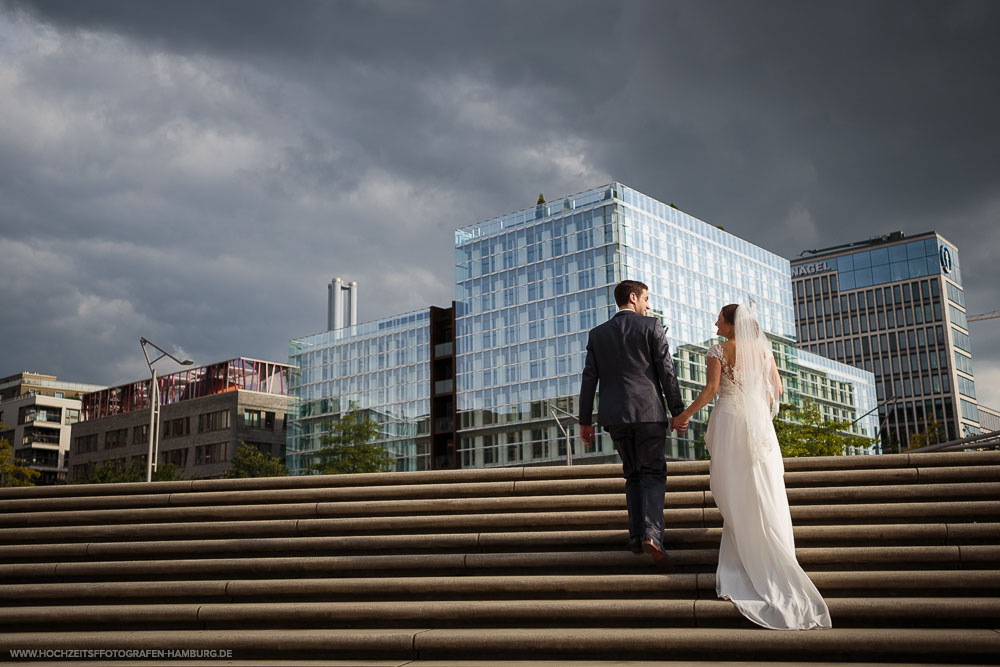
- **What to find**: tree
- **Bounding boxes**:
[227,441,288,478]
[772,399,875,458]
[907,422,944,451]
[310,408,393,475]
[536,193,546,205]
[76,460,186,484]
[0,426,41,487]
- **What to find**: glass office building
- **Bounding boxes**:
[453,183,876,466]
[289,183,878,472]
[287,310,432,473]
[791,231,978,451]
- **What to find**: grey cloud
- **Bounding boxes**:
[1,0,998,409]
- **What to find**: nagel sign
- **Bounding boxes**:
[791,261,834,278]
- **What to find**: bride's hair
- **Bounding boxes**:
[721,303,760,338]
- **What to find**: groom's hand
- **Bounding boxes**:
[671,417,689,435]
[580,424,595,449]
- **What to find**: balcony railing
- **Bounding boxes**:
[434,379,453,395]
[433,342,454,357]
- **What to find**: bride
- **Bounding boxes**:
[672,303,832,630]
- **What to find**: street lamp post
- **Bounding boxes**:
[140,337,193,483]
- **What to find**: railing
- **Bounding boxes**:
[434,417,454,432]
[434,379,454,395]
[547,403,578,466]
[906,428,1000,453]
[433,342,454,357]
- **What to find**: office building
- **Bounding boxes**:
[0,372,106,485]
[70,358,291,480]
[791,231,979,451]
[288,183,877,473]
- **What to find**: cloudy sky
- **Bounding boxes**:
[1,0,999,409]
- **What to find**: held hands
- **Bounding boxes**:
[580,424,595,448]
[670,415,689,435]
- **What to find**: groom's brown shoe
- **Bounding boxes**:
[642,538,672,569]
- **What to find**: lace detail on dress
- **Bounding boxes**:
[708,344,740,402]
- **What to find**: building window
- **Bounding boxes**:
[162,417,190,439]
[104,428,128,449]
[76,433,99,453]
[198,410,231,433]
[958,377,977,400]
[133,424,149,442]
[951,328,972,353]
[946,282,965,307]
[65,409,80,425]
[162,448,189,467]
[195,443,227,465]
[960,399,980,421]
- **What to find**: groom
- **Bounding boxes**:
[579,280,687,565]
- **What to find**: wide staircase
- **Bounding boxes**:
[1,450,998,666]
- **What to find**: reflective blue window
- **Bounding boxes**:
[906,241,925,260]
[853,252,871,270]
[872,264,891,284]
[839,271,856,290]
[889,244,908,263]
[908,257,927,278]
[890,262,909,282]
[870,248,889,266]
[854,268,873,287]
[838,255,854,272]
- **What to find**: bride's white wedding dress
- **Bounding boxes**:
[705,342,832,630]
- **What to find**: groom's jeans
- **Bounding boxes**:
[605,422,668,548]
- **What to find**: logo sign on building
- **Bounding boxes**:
[791,261,834,278]
[940,245,953,274]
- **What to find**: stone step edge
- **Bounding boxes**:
[2,571,999,602]
[0,662,990,667]
[2,450,998,500]
[3,501,999,545]
[2,546,999,582]
[1,597,997,627]
[3,523,996,562]
[1,628,998,661]
[5,466,1000,514]
[5,482,1000,527]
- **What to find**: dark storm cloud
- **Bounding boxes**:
[1,0,999,407]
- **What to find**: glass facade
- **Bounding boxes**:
[287,310,431,473]
[290,182,878,471]
[452,183,874,465]
[791,232,978,450]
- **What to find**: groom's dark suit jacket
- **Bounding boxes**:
[579,310,685,426]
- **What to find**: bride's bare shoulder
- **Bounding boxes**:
[721,340,736,364]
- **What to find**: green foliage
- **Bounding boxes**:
[536,193,546,205]
[76,460,186,484]
[227,441,288,478]
[772,399,875,458]
[0,426,40,487]
[906,421,944,451]
[310,408,393,475]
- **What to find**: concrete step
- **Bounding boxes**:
[1,450,998,504]
[3,523,995,565]
[3,546,998,584]
[2,598,997,631]
[3,464,999,516]
[1,628,998,662]
[0,662,988,667]
[3,571,998,604]
[4,482,1000,529]
[3,501,998,546]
